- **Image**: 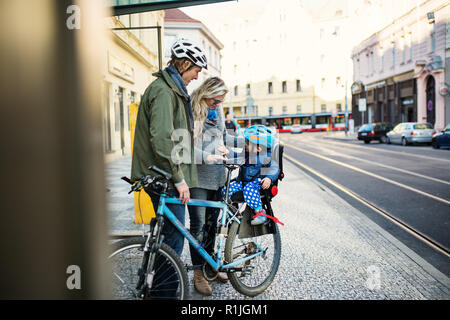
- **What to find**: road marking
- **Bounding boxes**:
[311,136,450,164]
[302,140,450,186]
[284,153,450,258]
[284,143,450,206]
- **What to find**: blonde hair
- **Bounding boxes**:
[191,77,228,142]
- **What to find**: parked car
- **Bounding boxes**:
[386,122,434,146]
[290,124,303,134]
[432,124,450,149]
[357,122,393,144]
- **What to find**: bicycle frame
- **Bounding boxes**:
[156,194,265,272]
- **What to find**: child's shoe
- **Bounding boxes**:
[251,209,268,226]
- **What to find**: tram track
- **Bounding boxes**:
[284,139,450,258]
[283,150,450,259]
[284,143,450,205]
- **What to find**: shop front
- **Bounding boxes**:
[352,73,417,127]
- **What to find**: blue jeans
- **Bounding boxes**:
[146,188,186,256]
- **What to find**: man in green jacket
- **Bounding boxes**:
[131,38,207,257]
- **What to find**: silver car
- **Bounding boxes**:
[290,124,303,134]
[386,122,434,146]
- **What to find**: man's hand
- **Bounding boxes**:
[175,182,190,205]
[261,177,272,190]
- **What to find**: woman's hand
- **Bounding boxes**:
[206,154,227,164]
[261,177,272,190]
[216,145,229,156]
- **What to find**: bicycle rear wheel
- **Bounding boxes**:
[224,221,281,297]
[109,236,188,300]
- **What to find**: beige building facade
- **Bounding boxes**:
[351,0,449,130]
[163,9,223,93]
[102,12,164,162]
[199,0,415,129]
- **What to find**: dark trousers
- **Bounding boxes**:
[146,188,186,256]
[144,188,186,299]
[188,188,221,268]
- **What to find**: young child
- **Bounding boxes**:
[222,125,280,225]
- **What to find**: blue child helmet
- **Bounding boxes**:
[243,125,276,148]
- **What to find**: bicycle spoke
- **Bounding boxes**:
[109,238,187,300]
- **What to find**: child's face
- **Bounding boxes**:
[245,140,262,155]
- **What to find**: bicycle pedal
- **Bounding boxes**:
[185,264,196,271]
[240,266,255,277]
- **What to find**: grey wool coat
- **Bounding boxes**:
[194,106,240,191]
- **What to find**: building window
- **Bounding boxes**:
[401,36,406,64]
[409,33,413,61]
[297,105,302,113]
[371,52,375,74]
[269,106,273,116]
[246,84,251,96]
[336,77,341,87]
[391,42,396,68]
[234,85,238,96]
[366,53,370,76]
[380,54,384,73]
[296,79,301,92]
[321,104,326,112]
[357,59,360,79]
[282,106,287,114]
[430,23,436,53]
[268,82,273,94]
[333,26,340,36]
[282,81,287,93]
[164,35,177,58]
[336,103,342,111]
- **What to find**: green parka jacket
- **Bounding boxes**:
[131,69,197,189]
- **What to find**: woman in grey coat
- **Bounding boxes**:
[189,77,240,296]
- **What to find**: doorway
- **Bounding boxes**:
[426,76,435,125]
[118,87,125,155]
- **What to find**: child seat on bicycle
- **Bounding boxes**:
[222,125,283,226]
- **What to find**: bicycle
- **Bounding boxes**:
[109,162,282,300]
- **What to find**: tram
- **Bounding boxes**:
[235,112,352,132]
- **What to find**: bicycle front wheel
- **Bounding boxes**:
[224,221,281,297]
[109,237,188,300]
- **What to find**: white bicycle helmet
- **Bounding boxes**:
[171,38,208,69]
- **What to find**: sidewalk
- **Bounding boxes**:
[105,156,143,236]
[106,156,450,299]
[322,130,358,141]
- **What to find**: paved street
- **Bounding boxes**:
[282,131,450,277]
[106,135,450,299]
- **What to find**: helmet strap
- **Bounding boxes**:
[179,60,193,75]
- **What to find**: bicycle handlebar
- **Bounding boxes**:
[148,165,172,181]
[127,161,243,194]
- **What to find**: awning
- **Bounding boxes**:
[109,0,236,16]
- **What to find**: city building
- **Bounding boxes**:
[351,0,450,130]
[184,0,418,131]
[163,8,223,93]
[102,12,164,162]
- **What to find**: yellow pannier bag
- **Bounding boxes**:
[129,101,155,224]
